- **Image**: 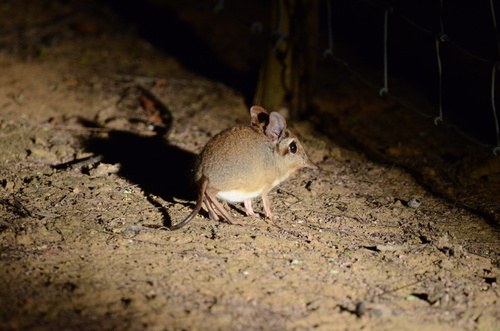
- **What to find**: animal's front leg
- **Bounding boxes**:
[244,199,259,217]
[261,193,274,220]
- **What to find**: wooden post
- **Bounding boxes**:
[254,0,319,119]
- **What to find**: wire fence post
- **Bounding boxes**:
[254,0,319,118]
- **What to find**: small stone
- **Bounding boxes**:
[122,225,142,235]
[3,181,14,191]
[408,198,421,208]
[355,302,367,317]
[28,147,58,162]
[89,163,120,177]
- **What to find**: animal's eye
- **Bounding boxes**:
[289,141,297,154]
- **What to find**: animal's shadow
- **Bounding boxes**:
[83,129,198,227]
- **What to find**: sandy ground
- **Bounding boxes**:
[0,1,499,330]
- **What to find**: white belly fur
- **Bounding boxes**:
[216,189,262,203]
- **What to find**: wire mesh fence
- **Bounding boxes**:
[184,0,500,154]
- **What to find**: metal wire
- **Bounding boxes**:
[492,63,500,155]
[490,0,500,57]
[380,6,389,96]
[489,0,500,154]
[323,0,334,57]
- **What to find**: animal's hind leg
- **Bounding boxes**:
[204,195,219,221]
[206,188,243,225]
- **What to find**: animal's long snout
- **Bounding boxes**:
[304,159,319,170]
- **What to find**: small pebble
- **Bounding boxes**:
[122,225,142,235]
[355,302,367,317]
[408,198,421,208]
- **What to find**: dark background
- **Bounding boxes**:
[102,0,500,147]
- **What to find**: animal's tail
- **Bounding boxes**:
[168,176,208,230]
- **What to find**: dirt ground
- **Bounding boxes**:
[0,1,499,330]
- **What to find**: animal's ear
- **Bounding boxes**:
[266,112,287,142]
[250,106,269,127]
